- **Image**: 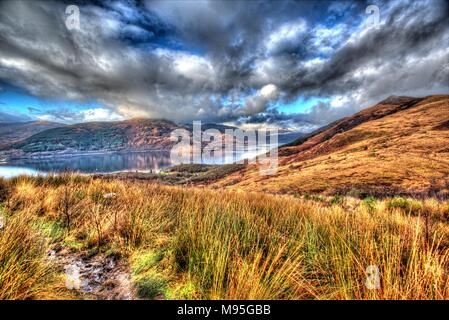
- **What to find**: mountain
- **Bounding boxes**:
[185,122,238,133]
[0,121,63,148]
[0,111,33,123]
[214,95,449,197]
[2,119,183,158]
[184,123,304,146]
[0,118,269,159]
[282,96,424,154]
[277,131,305,146]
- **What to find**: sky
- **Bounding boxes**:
[0,0,448,131]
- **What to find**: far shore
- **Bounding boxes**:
[0,148,172,161]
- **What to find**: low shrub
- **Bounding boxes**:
[362,196,378,211]
[387,197,423,214]
[330,195,344,205]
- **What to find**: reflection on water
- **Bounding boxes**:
[0,132,303,178]
[0,149,265,177]
[0,151,172,177]
[0,166,43,178]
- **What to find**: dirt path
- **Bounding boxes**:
[49,245,135,300]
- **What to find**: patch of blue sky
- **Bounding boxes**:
[274,96,330,114]
[0,90,102,116]
[129,34,205,57]
[324,1,367,27]
[221,93,247,108]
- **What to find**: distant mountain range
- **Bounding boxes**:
[184,123,238,133]
[0,118,303,159]
[0,121,63,148]
[214,95,449,197]
[0,119,182,158]
[0,111,33,123]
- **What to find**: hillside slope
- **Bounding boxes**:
[3,119,182,157]
[214,95,449,197]
[0,119,245,159]
[0,111,32,123]
[0,121,63,147]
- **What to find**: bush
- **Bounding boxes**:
[387,197,423,214]
[362,196,377,211]
[330,195,343,205]
[189,164,246,183]
[169,164,212,173]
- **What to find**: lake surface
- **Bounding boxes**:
[0,132,302,178]
[0,151,173,177]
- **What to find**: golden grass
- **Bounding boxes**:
[214,95,449,196]
[0,174,448,300]
[0,208,58,299]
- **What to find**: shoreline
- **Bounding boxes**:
[0,148,172,161]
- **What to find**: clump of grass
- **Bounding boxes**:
[330,195,344,205]
[33,219,65,243]
[387,197,423,214]
[134,271,167,299]
[304,193,325,202]
[166,280,199,300]
[362,196,378,212]
[132,250,164,275]
[62,235,85,251]
[0,213,55,299]
[131,250,167,299]
[0,178,11,202]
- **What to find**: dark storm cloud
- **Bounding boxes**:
[277,0,449,99]
[0,0,447,129]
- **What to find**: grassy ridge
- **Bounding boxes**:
[0,174,448,299]
[217,95,449,197]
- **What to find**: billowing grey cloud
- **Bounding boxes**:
[0,0,447,130]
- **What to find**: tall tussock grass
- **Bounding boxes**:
[1,174,448,299]
[0,210,55,299]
